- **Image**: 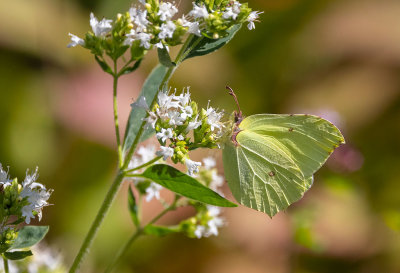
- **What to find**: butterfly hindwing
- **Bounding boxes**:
[223,114,344,217]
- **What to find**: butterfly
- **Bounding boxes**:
[222,87,345,217]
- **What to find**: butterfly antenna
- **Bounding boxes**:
[226,86,241,114]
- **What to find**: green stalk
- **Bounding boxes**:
[69,172,125,273]
[113,60,124,168]
[125,156,162,173]
[3,256,9,273]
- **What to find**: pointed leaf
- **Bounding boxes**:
[140,164,237,207]
[4,250,33,260]
[94,55,113,75]
[223,114,344,217]
[128,186,140,227]
[183,24,242,60]
[157,47,175,67]
[144,225,180,237]
[123,65,169,152]
[11,226,49,250]
[120,59,143,75]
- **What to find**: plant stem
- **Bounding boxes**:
[113,60,124,168]
[69,171,125,273]
[125,156,162,173]
[3,256,9,273]
[104,195,180,273]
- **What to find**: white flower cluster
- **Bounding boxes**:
[128,145,164,202]
[0,164,52,225]
[194,205,224,238]
[68,0,262,52]
[19,168,53,224]
[143,87,224,176]
[189,1,262,32]
[192,157,226,238]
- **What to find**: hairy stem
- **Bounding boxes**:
[69,172,125,273]
[113,61,124,168]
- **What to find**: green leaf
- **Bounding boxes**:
[144,225,180,237]
[128,186,140,227]
[3,250,33,260]
[140,164,237,207]
[94,55,113,75]
[120,59,143,75]
[223,114,345,217]
[11,226,49,250]
[123,65,169,153]
[157,47,175,67]
[183,24,242,60]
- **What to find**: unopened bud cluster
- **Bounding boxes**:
[68,0,261,60]
[0,164,52,247]
[143,88,225,175]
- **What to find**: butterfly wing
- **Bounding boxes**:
[223,114,344,217]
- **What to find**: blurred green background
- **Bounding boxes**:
[1,0,400,272]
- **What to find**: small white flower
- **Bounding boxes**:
[188,21,201,36]
[177,134,185,140]
[20,167,52,224]
[156,146,174,160]
[206,106,224,132]
[21,205,35,224]
[194,225,206,238]
[144,111,158,128]
[247,11,263,30]
[157,2,178,21]
[174,88,191,106]
[158,91,180,109]
[158,21,177,40]
[189,3,209,19]
[223,1,241,20]
[180,106,193,120]
[203,157,216,169]
[131,96,149,110]
[67,33,85,48]
[0,164,11,186]
[186,116,201,132]
[130,8,149,31]
[123,29,136,45]
[145,182,163,202]
[90,13,113,37]
[135,32,152,49]
[206,206,224,236]
[168,111,185,126]
[156,128,174,143]
[186,159,201,176]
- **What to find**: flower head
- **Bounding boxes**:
[90,13,113,37]
[186,159,201,176]
[158,2,178,21]
[67,33,85,48]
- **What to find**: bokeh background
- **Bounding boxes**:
[1,0,400,272]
